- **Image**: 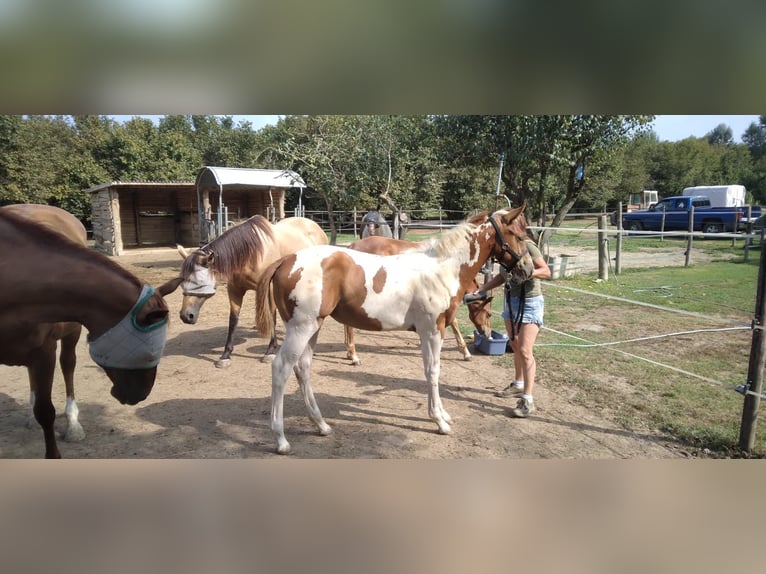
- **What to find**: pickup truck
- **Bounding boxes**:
[621,195,761,234]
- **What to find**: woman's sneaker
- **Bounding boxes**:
[510,397,536,418]
[495,384,524,398]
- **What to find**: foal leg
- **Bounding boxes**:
[270,325,318,455]
[28,347,61,458]
[449,319,472,361]
[295,330,331,436]
[419,332,452,434]
[344,324,361,366]
[261,309,280,363]
[60,327,85,442]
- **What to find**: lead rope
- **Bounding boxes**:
[505,282,525,341]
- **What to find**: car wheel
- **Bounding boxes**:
[702,222,723,234]
[626,221,643,232]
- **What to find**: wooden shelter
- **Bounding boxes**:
[86,167,307,255]
[195,166,306,244]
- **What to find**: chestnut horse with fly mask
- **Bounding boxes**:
[254,205,533,454]
[344,235,493,364]
[1,204,89,443]
[160,215,328,367]
[0,207,170,458]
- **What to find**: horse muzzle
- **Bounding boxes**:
[509,257,535,285]
[104,366,157,405]
[179,294,211,324]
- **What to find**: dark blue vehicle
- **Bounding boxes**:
[622,195,761,234]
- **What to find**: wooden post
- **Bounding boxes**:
[132,190,143,247]
[685,205,694,267]
[598,214,608,281]
[744,206,753,263]
[739,230,766,452]
[615,202,623,275]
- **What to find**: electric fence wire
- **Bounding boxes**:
[537,281,760,397]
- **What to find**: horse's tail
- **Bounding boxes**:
[254,257,283,339]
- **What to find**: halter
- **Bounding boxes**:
[488,215,529,272]
[488,214,529,341]
[88,285,168,369]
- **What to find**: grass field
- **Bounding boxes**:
[456,250,765,458]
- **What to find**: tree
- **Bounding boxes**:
[742,116,766,160]
[433,115,653,250]
[742,116,766,202]
[609,130,661,207]
[647,136,755,203]
[365,115,444,234]
[190,115,260,168]
[706,123,734,145]
[0,115,23,201]
[263,115,370,242]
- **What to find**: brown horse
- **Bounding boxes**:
[161,215,328,367]
[0,207,170,458]
[254,205,533,454]
[344,235,492,364]
[0,204,88,443]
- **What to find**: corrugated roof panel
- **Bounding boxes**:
[196,166,306,189]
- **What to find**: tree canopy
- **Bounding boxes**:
[1,114,763,245]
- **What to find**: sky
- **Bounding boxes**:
[650,115,760,142]
[110,115,762,143]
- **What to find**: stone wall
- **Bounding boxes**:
[91,188,121,255]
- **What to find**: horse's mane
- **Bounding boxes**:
[184,215,276,279]
[413,211,491,259]
[0,209,141,286]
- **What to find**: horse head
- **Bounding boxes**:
[87,285,169,405]
[175,245,217,324]
[467,295,493,337]
[488,204,535,283]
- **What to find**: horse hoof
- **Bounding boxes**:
[64,425,86,442]
[318,423,332,436]
[350,358,361,366]
[276,442,291,455]
[261,354,275,364]
[214,359,232,369]
[462,354,472,361]
[437,422,452,435]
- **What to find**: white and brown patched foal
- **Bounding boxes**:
[344,235,492,364]
[254,204,533,454]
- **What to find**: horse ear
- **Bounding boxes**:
[502,202,527,224]
[138,309,169,327]
[134,294,170,327]
[156,276,183,297]
[177,244,189,259]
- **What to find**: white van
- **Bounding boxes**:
[682,185,746,207]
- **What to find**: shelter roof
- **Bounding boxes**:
[195,166,306,189]
[84,181,193,193]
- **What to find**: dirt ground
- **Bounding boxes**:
[0,246,687,459]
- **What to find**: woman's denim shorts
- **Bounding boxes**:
[502,294,544,327]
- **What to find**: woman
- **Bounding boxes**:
[473,232,550,417]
